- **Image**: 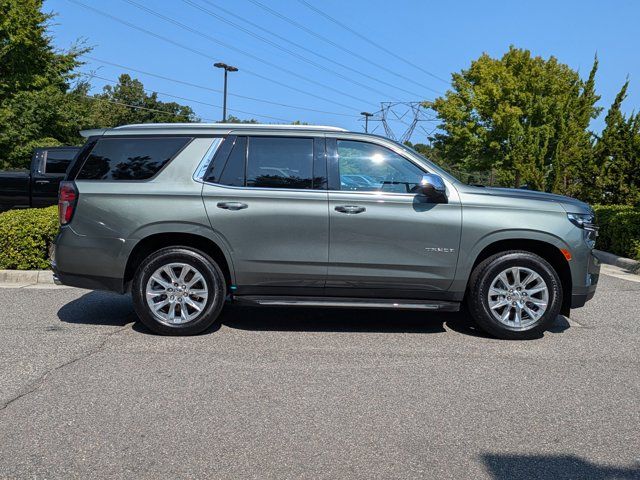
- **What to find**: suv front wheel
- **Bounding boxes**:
[467,251,562,339]
[132,247,226,335]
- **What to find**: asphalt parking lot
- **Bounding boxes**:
[0,265,638,479]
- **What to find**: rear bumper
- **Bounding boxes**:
[52,226,127,293]
[51,267,124,293]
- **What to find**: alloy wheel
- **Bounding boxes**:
[145,262,211,325]
[487,266,549,329]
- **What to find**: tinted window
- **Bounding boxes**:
[218,137,246,187]
[45,149,77,174]
[76,137,190,180]
[247,137,314,189]
[336,140,424,193]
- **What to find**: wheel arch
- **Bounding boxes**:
[466,238,572,316]
[123,232,234,293]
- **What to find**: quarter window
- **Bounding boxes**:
[336,140,424,193]
[76,137,190,180]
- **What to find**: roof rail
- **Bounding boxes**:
[112,123,348,132]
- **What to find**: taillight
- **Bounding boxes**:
[58,181,78,225]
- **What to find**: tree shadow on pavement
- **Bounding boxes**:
[57,291,136,327]
[481,453,640,480]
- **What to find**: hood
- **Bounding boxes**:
[463,185,592,214]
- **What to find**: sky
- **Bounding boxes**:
[46,0,640,144]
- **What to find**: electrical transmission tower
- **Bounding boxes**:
[359,101,437,144]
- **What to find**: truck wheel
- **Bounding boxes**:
[467,251,562,340]
[132,247,226,335]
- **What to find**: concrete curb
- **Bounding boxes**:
[594,249,640,273]
[0,269,54,285]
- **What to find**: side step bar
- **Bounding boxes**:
[233,296,460,312]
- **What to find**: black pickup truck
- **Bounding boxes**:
[0,146,80,212]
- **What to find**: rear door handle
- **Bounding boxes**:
[35,179,51,185]
[217,201,248,211]
[335,205,366,214]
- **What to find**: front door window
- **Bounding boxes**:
[336,140,424,193]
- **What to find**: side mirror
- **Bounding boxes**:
[417,174,447,201]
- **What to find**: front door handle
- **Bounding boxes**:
[335,205,366,214]
[217,201,248,211]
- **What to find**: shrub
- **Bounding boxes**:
[593,205,640,259]
[632,241,640,264]
[0,206,59,270]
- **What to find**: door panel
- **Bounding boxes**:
[326,138,461,294]
[202,186,328,288]
[328,192,461,292]
[201,135,329,289]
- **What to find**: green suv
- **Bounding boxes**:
[52,123,600,339]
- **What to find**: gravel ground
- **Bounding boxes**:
[0,268,638,479]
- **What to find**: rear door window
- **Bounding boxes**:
[76,137,191,180]
[218,137,247,187]
[246,137,314,189]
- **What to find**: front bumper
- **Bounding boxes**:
[570,249,600,308]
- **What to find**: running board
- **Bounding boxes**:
[233,296,460,312]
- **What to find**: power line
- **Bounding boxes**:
[66,0,365,112]
[189,0,425,100]
[80,93,217,121]
[246,0,443,96]
[180,0,401,101]
[79,72,293,122]
[82,56,359,118]
[119,0,377,108]
[296,0,449,85]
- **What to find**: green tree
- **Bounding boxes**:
[594,81,640,205]
[85,74,198,127]
[222,115,258,124]
[427,47,601,193]
[0,0,86,168]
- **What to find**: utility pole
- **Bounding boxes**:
[214,62,238,122]
[361,111,373,133]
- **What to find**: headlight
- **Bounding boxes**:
[567,213,598,248]
[567,213,597,231]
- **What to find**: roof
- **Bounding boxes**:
[80,123,348,137]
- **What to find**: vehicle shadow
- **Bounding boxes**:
[57,291,136,327]
[481,453,639,480]
[220,304,486,336]
[57,291,571,338]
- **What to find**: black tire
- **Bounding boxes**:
[132,247,226,335]
[466,251,562,340]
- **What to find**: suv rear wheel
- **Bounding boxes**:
[132,247,226,335]
[467,251,562,339]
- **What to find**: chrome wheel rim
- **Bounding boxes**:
[145,263,210,326]
[487,266,549,329]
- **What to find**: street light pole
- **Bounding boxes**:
[361,111,373,133]
[214,62,238,122]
